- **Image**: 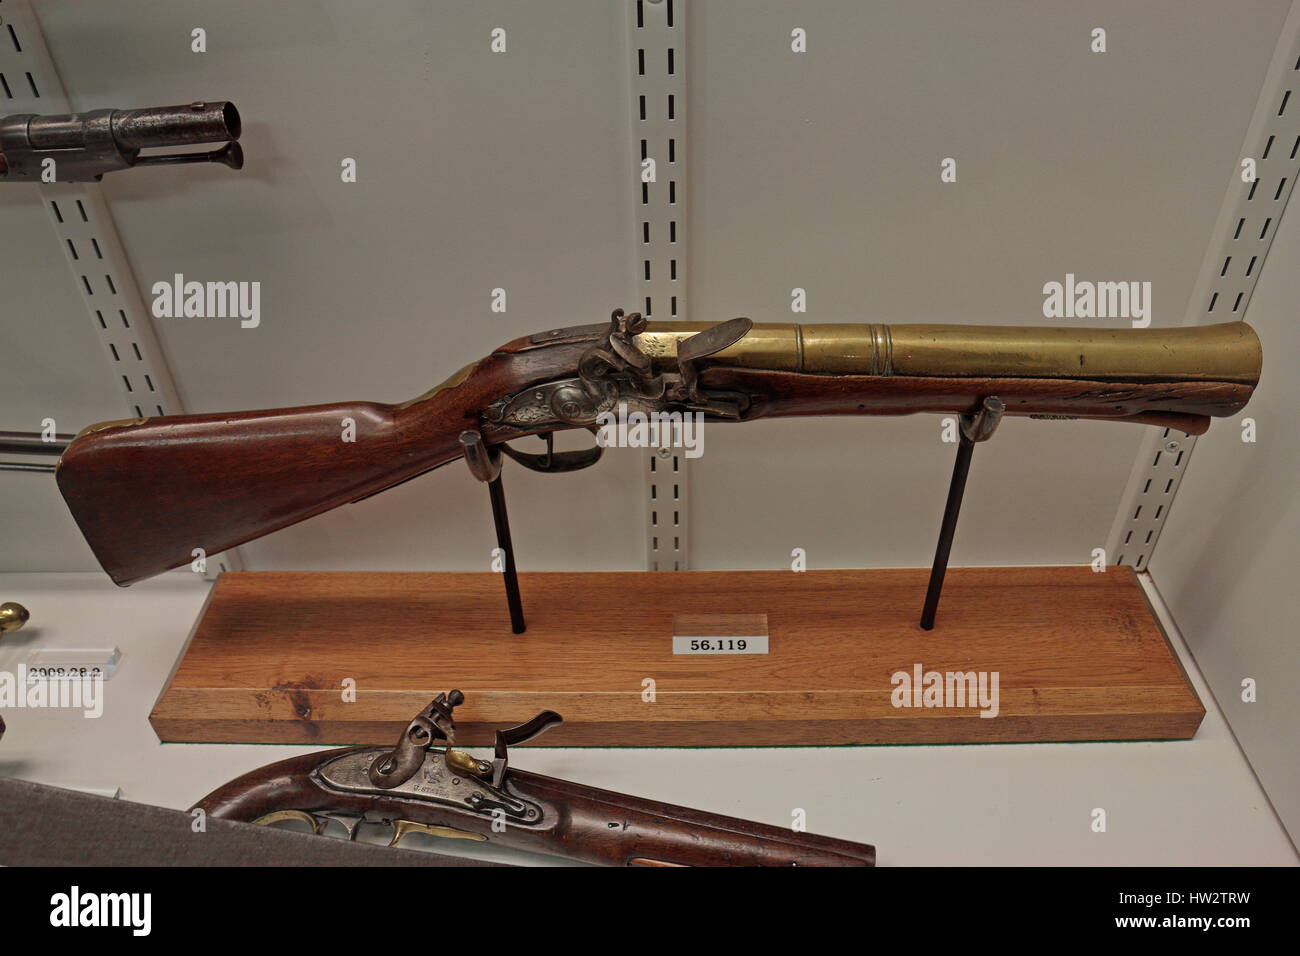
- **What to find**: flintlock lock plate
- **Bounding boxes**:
[316,749,543,823]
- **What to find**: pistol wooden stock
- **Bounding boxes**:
[56,317,1261,585]
[193,747,876,867]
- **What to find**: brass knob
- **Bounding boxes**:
[0,602,28,635]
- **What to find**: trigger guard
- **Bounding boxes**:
[500,437,603,473]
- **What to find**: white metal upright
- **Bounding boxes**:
[629,0,690,570]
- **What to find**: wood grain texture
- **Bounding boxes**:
[702,368,1255,433]
[151,567,1204,746]
[672,613,768,637]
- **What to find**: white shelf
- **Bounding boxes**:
[0,570,1292,866]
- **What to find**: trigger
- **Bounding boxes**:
[387,820,489,848]
[320,812,366,841]
[251,809,328,834]
[500,432,603,473]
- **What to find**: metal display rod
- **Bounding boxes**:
[0,429,71,473]
[0,430,72,454]
[459,430,526,634]
[919,398,1005,630]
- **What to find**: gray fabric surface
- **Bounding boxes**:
[0,776,503,866]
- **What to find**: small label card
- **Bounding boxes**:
[672,613,769,655]
[24,647,122,682]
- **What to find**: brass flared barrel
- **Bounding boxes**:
[637,321,1262,384]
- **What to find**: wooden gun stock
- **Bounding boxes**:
[193,747,876,867]
[54,341,551,585]
[57,400,470,586]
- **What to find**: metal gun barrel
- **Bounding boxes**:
[108,101,241,149]
[20,101,239,150]
[637,320,1263,384]
[1,101,242,181]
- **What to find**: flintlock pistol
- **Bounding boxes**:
[192,690,877,867]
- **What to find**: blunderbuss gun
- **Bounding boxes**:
[0,101,242,182]
[192,690,878,866]
[55,311,1261,585]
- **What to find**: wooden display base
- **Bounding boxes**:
[150,567,1204,746]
